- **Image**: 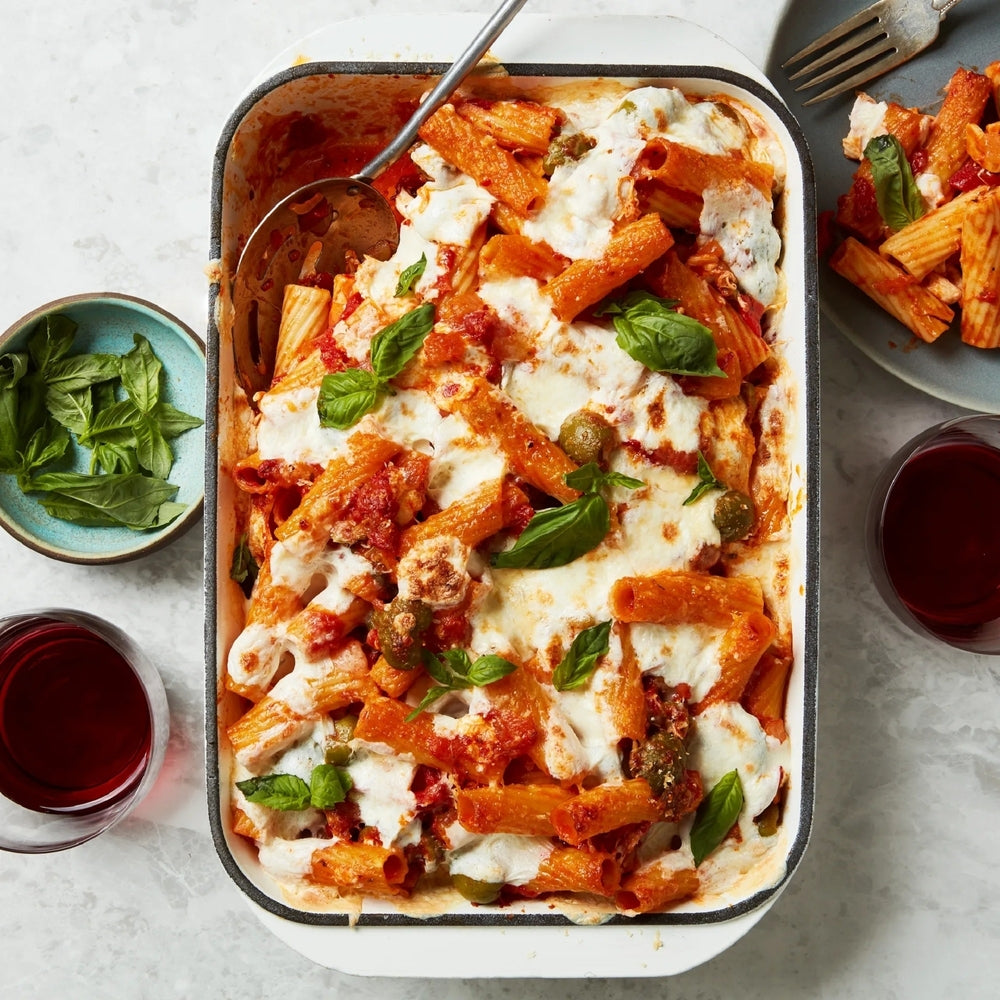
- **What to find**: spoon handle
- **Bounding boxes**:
[355,0,530,181]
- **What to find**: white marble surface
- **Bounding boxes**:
[1,0,998,995]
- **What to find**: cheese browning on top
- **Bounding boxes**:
[222,79,798,918]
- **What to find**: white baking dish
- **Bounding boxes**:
[204,14,818,977]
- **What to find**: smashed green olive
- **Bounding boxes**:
[371,598,432,671]
[325,743,352,766]
[629,731,687,799]
[713,489,755,542]
[558,410,613,466]
[754,800,781,838]
[542,131,597,174]
[451,874,503,904]
[325,715,357,765]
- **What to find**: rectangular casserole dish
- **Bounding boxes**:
[205,15,818,977]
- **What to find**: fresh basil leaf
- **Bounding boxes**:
[309,764,353,809]
[28,315,76,372]
[230,533,259,598]
[602,470,646,490]
[79,399,142,447]
[45,386,93,436]
[864,134,926,231]
[421,650,454,686]
[395,254,428,297]
[491,492,610,569]
[119,334,162,413]
[236,773,312,811]
[552,620,612,691]
[405,684,456,722]
[564,462,644,495]
[42,353,120,393]
[316,368,381,429]
[92,379,118,416]
[134,415,173,480]
[690,769,744,866]
[439,647,474,680]
[16,422,71,489]
[15,371,48,445]
[0,387,21,471]
[91,441,139,476]
[683,451,726,506]
[0,352,29,390]
[466,654,518,687]
[28,471,179,530]
[408,649,518,719]
[152,401,203,439]
[154,501,188,528]
[369,302,435,381]
[606,291,725,377]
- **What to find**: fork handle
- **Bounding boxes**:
[932,0,964,16]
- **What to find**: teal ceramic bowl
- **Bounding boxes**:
[0,293,205,564]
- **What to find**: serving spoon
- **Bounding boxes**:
[231,0,530,402]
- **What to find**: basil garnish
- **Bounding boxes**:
[492,463,643,570]
[552,620,612,691]
[237,763,353,812]
[864,134,926,231]
[406,648,519,720]
[316,369,381,429]
[395,254,428,297]
[598,290,725,377]
[683,451,725,506]
[0,321,202,530]
[491,492,609,569]
[230,532,260,599]
[690,769,744,866]
[317,303,435,429]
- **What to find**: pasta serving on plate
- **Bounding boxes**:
[829,62,1000,349]
[220,78,800,918]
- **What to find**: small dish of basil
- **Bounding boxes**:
[0,292,205,564]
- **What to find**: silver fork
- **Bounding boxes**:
[783,0,965,105]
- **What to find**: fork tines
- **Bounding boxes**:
[783,0,902,105]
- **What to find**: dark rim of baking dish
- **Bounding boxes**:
[205,59,819,928]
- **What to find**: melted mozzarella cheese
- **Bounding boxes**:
[700,183,781,306]
[257,836,337,879]
[446,830,552,885]
[688,702,789,827]
[843,93,888,159]
[628,621,726,702]
[346,741,421,849]
[399,144,495,246]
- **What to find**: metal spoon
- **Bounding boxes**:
[231,0,529,401]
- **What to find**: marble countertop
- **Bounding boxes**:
[2,0,998,995]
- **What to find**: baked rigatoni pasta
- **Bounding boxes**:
[829,62,1000,350]
[221,78,798,920]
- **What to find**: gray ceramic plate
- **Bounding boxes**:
[767,0,1000,413]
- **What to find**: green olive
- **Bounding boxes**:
[558,410,613,466]
[371,597,432,671]
[324,743,352,766]
[542,131,597,174]
[333,714,358,743]
[754,801,781,838]
[451,873,503,904]
[325,716,357,765]
[629,731,687,799]
[713,489,755,542]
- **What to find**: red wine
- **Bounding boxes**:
[0,618,152,814]
[880,440,1000,633]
